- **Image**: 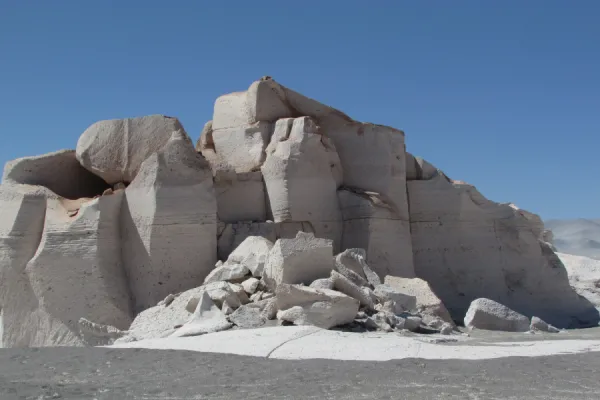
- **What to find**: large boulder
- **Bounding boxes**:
[76,115,185,184]
[263,232,334,289]
[464,298,530,332]
[409,173,599,328]
[383,276,453,324]
[122,130,217,312]
[275,284,359,329]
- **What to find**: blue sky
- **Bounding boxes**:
[1,1,598,219]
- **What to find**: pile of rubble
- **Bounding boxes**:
[107,233,454,343]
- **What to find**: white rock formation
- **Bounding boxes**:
[408,170,597,328]
[464,298,530,332]
[122,130,217,312]
[275,284,359,329]
[76,115,184,185]
[1,76,598,347]
[263,232,334,289]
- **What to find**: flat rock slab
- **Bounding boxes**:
[110,326,600,362]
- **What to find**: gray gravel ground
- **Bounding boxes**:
[1,345,600,399]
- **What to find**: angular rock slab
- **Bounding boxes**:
[383,276,453,324]
[122,131,217,312]
[171,291,232,337]
[464,298,530,332]
[276,284,359,329]
[23,192,132,346]
[409,174,599,328]
[263,232,334,289]
[76,115,186,184]
[225,236,273,277]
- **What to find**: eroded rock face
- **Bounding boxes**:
[409,173,598,328]
[122,131,217,312]
[3,150,109,199]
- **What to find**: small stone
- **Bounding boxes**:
[241,277,260,294]
[261,292,274,300]
[530,316,560,333]
[204,263,250,284]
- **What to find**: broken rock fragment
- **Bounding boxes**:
[275,284,359,329]
[225,236,273,277]
[530,316,560,333]
[464,298,530,332]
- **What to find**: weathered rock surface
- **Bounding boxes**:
[409,172,598,328]
[122,131,217,312]
[383,276,453,324]
[275,284,359,329]
[263,232,334,289]
[464,298,530,332]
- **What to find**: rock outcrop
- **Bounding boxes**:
[0,76,597,347]
[122,130,217,312]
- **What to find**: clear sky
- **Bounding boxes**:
[1,1,598,220]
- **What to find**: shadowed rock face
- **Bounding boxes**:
[0,77,597,347]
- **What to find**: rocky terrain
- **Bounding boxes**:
[0,77,598,348]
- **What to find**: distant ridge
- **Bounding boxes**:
[545,219,600,260]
